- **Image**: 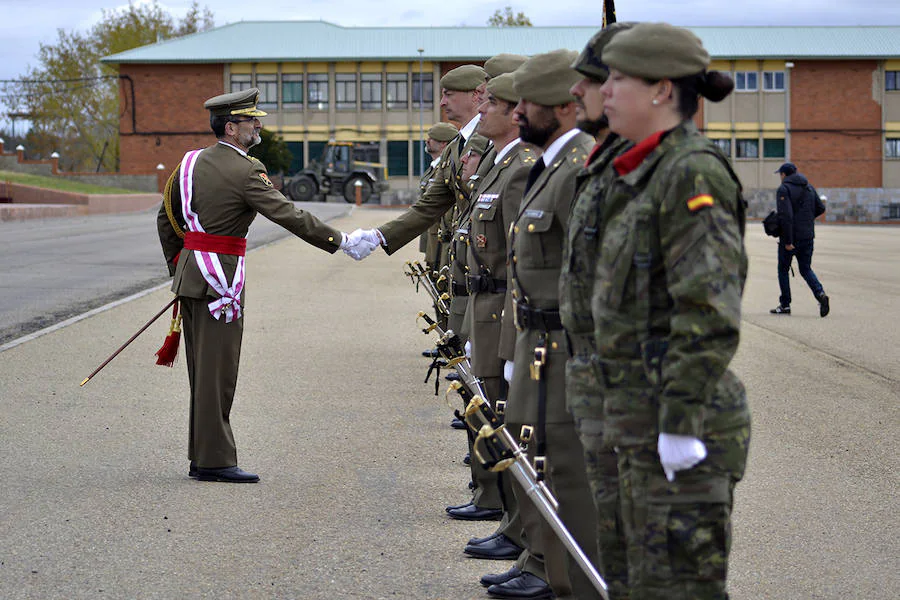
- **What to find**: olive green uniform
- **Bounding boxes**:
[157,142,341,469]
[503,130,601,599]
[591,121,750,599]
[560,133,633,599]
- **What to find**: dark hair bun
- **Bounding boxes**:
[698,71,734,102]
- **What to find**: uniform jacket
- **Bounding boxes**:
[503,130,594,425]
[157,142,341,301]
[776,172,824,245]
[591,120,750,448]
[464,141,537,377]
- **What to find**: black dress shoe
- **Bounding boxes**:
[464,533,522,560]
[463,452,471,464]
[450,417,467,430]
[195,466,260,483]
[469,531,501,545]
[422,348,440,358]
[188,461,198,478]
[447,503,502,521]
[487,572,554,599]
[468,480,476,490]
[446,500,473,513]
[445,371,461,381]
[481,566,522,588]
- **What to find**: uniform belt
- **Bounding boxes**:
[515,302,562,330]
[564,332,595,357]
[451,281,469,297]
[183,231,247,256]
[466,275,506,294]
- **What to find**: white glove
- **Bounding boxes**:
[658,433,707,482]
[340,229,378,261]
[503,360,514,383]
[464,340,471,358]
[357,228,385,247]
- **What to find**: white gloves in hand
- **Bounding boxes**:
[503,360,514,383]
[658,433,707,482]
[340,228,382,261]
[464,340,471,359]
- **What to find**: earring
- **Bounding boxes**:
[652,99,659,105]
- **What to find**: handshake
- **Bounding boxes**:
[339,228,384,261]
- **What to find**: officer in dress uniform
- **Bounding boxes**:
[157,88,357,483]
[492,50,600,600]
[560,23,635,599]
[419,122,459,277]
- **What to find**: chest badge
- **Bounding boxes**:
[475,234,487,248]
[258,173,273,187]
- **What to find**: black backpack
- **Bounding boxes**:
[763,210,781,237]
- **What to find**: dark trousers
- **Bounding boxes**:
[181,297,243,468]
[778,239,824,306]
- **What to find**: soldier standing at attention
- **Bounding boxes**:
[560,24,634,599]
[493,50,599,600]
[594,22,751,598]
[157,88,366,483]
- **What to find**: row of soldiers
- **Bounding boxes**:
[349,21,751,600]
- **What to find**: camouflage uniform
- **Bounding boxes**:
[559,133,632,599]
[591,120,750,600]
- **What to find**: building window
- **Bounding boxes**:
[307,74,328,110]
[335,74,357,110]
[763,71,785,91]
[887,71,900,91]
[736,139,759,158]
[387,140,409,177]
[360,74,382,110]
[386,73,408,109]
[282,74,303,110]
[413,73,434,108]
[735,71,758,92]
[764,138,786,158]
[711,138,731,156]
[256,74,277,111]
[886,138,900,158]
[230,74,252,94]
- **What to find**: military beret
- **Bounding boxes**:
[601,22,710,80]
[484,53,528,78]
[572,22,635,82]
[466,134,490,156]
[440,65,488,92]
[427,122,459,142]
[513,49,581,106]
[204,87,267,117]
[486,73,518,104]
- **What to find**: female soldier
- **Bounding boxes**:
[591,23,751,599]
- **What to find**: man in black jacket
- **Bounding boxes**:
[770,162,830,317]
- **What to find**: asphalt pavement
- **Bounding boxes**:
[0,211,897,599]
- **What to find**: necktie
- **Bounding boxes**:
[525,158,546,193]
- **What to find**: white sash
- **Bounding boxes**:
[179,149,246,323]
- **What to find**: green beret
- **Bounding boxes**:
[486,73,518,104]
[484,54,528,78]
[602,22,710,80]
[466,134,490,156]
[512,50,581,106]
[572,22,635,82]
[204,87,267,117]
[440,65,488,92]
[427,122,459,142]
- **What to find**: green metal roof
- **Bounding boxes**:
[102,21,900,64]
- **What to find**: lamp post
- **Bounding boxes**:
[418,47,425,177]
[784,61,794,161]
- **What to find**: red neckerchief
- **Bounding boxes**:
[613,130,666,176]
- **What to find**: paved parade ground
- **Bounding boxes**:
[0,208,897,599]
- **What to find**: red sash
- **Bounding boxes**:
[183,231,247,256]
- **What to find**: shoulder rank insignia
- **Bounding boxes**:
[259,172,274,187]
[687,194,714,212]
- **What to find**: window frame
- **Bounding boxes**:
[412,73,434,108]
[281,73,303,110]
[735,138,760,159]
[230,74,252,94]
[763,71,785,92]
[335,73,358,111]
[886,137,900,158]
[887,71,899,92]
[307,73,329,110]
[360,73,383,110]
[386,73,409,110]
[256,73,278,111]
[735,71,759,92]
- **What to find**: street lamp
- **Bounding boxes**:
[418,47,425,177]
[784,61,794,161]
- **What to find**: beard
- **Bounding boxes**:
[576,113,609,138]
[518,113,560,148]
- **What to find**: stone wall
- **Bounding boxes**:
[746,188,900,223]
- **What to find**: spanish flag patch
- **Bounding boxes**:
[686,194,714,212]
[259,172,273,187]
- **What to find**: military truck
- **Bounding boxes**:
[283,141,389,203]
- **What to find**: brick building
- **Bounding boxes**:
[103,22,900,193]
